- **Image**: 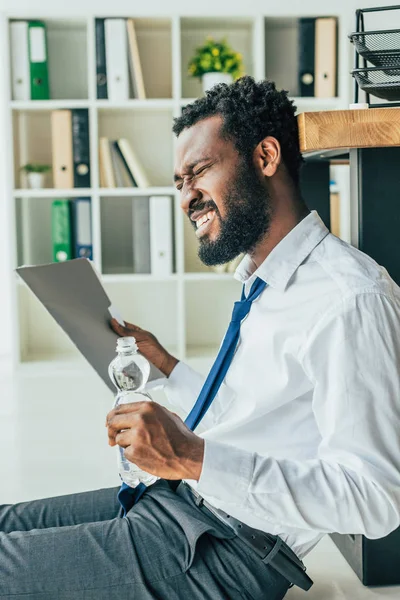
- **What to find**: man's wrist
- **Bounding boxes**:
[182,436,205,481]
[160,354,179,377]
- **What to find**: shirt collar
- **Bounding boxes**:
[234,210,330,292]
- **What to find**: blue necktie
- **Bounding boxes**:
[118,276,267,514]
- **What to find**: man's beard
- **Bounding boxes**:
[194,158,272,266]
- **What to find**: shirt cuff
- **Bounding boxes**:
[197,438,254,507]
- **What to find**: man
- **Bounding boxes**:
[1,76,400,599]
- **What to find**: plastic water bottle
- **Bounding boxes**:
[108,336,158,488]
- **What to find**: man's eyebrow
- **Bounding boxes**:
[174,156,213,182]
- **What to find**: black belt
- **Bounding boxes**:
[177,481,313,592]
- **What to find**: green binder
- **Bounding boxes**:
[52,200,72,262]
[28,21,50,100]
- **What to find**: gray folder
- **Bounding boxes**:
[16,258,166,392]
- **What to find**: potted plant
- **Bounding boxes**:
[188,36,244,94]
[20,163,51,189]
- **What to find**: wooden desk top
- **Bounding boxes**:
[298,107,400,154]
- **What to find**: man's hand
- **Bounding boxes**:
[106,401,204,481]
[110,319,179,377]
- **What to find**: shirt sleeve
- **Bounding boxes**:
[197,292,400,538]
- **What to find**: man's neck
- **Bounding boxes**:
[250,186,310,268]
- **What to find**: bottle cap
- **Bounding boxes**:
[116,336,138,353]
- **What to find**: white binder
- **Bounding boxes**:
[10,21,30,101]
[104,18,129,102]
[149,196,173,276]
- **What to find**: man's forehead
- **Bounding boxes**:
[174,116,225,171]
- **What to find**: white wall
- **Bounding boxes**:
[0,0,398,361]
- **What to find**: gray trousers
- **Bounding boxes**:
[0,479,290,599]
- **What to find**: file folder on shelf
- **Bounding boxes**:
[51,110,74,189]
[28,21,50,100]
[10,21,30,101]
[132,197,151,274]
[149,196,173,276]
[104,18,129,102]
[95,18,108,99]
[298,18,315,97]
[72,109,91,188]
[315,18,337,98]
[71,197,93,260]
[51,199,73,262]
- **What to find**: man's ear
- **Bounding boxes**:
[254,136,281,178]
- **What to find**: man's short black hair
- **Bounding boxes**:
[173,75,304,185]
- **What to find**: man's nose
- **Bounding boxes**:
[180,182,203,214]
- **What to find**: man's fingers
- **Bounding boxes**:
[107,417,132,445]
[110,318,143,333]
[110,319,149,346]
[106,401,147,424]
[108,414,137,435]
[114,430,131,449]
[106,402,153,438]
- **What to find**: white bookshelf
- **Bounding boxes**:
[1,11,351,376]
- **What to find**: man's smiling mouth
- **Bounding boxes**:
[196,210,215,228]
[195,210,216,237]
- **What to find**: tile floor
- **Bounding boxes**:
[0,362,399,599]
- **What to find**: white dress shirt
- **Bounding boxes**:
[164,210,400,558]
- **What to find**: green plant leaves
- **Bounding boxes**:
[188,36,243,79]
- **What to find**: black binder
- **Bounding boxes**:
[298,18,315,97]
[95,18,108,99]
[72,109,91,188]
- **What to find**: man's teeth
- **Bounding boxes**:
[196,211,214,228]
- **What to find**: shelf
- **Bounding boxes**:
[180,17,255,98]
[11,100,176,111]
[95,17,173,100]
[13,187,175,198]
[98,109,173,188]
[96,99,174,111]
[11,100,91,111]
[98,187,175,196]
[5,10,351,369]
[13,188,93,198]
